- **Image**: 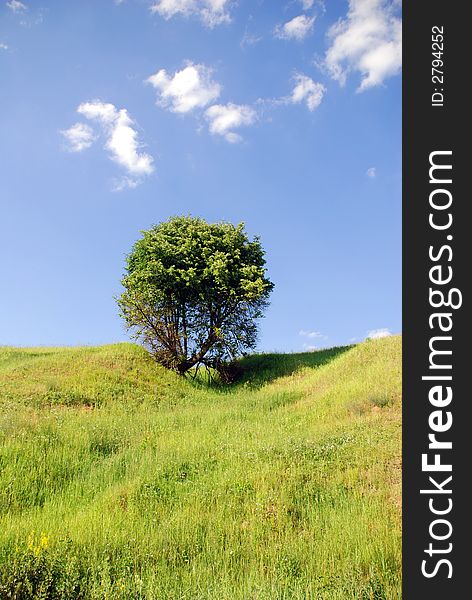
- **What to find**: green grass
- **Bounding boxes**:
[0,336,401,599]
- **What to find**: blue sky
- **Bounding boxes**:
[0,0,401,352]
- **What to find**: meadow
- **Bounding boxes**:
[0,336,401,599]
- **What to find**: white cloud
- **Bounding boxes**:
[77,101,118,124]
[104,109,154,176]
[61,122,96,152]
[303,343,318,351]
[78,101,154,176]
[240,29,261,49]
[289,73,326,111]
[6,0,27,12]
[146,62,221,114]
[64,101,154,187]
[275,14,315,41]
[205,103,257,143]
[150,0,232,28]
[300,329,328,350]
[111,176,140,192]
[0,43,8,50]
[300,0,314,8]
[146,63,258,143]
[299,330,325,339]
[366,328,392,339]
[366,166,376,178]
[325,0,402,91]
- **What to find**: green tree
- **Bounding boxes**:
[117,216,274,379]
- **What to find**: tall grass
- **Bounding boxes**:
[0,337,401,599]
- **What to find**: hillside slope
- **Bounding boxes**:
[0,337,401,599]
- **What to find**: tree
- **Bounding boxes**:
[117,216,274,379]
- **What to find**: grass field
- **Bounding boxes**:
[0,336,401,599]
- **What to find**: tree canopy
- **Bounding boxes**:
[117,216,274,379]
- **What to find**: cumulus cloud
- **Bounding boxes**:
[275,14,315,41]
[146,62,258,143]
[366,166,376,178]
[61,122,96,152]
[366,328,392,339]
[289,73,326,111]
[0,42,8,50]
[146,62,221,114]
[205,103,257,143]
[77,101,154,177]
[105,110,154,176]
[150,0,232,28]
[325,0,402,91]
[6,0,27,12]
[63,101,154,188]
[77,101,119,124]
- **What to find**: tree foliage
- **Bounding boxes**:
[117,216,274,379]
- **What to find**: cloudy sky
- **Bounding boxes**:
[0,0,401,351]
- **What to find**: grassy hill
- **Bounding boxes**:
[0,336,401,599]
